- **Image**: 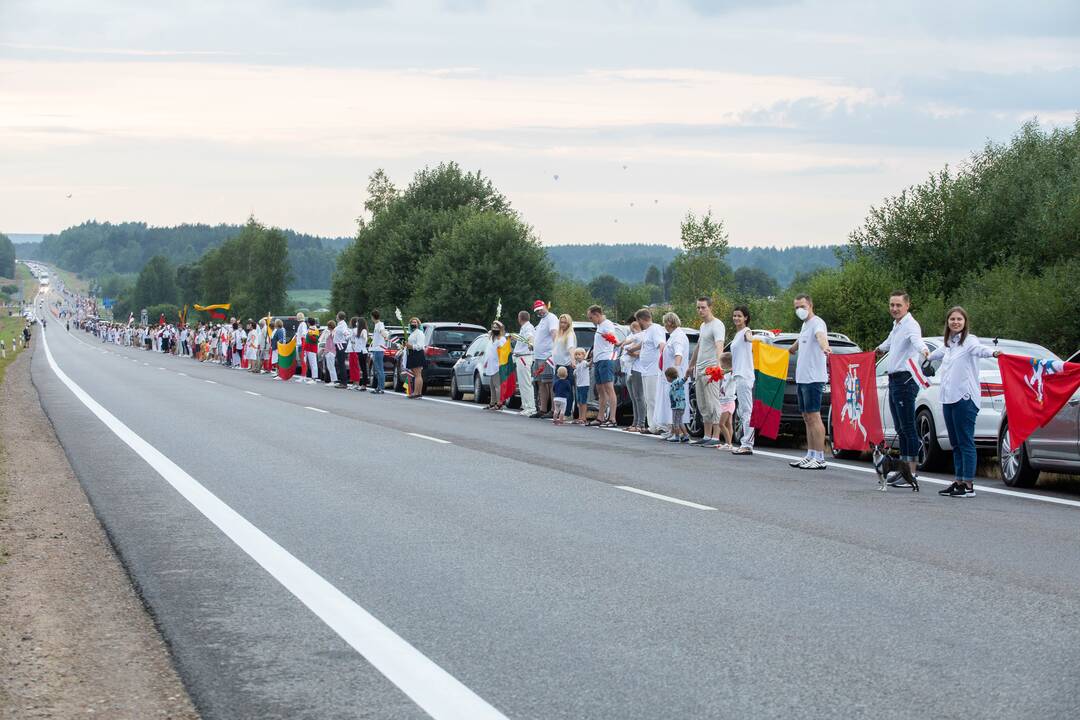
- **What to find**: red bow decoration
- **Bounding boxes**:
[769,328,782,334]
[704,366,725,384]
[601,332,618,345]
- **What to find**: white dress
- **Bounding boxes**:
[653,327,691,426]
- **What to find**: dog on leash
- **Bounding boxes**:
[871,441,919,492]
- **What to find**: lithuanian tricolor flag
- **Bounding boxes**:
[194,303,231,320]
[276,337,298,380]
[498,338,516,401]
[749,341,790,439]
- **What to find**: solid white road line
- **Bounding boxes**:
[615,486,717,511]
[304,406,329,413]
[245,390,261,396]
[40,331,508,720]
[407,432,451,444]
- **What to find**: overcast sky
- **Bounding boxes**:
[2,0,1078,247]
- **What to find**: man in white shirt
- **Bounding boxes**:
[790,294,832,470]
[631,308,666,433]
[369,310,387,393]
[332,311,351,388]
[875,290,929,486]
[688,296,726,447]
[588,304,619,425]
[513,310,536,416]
[294,312,309,382]
[530,300,559,418]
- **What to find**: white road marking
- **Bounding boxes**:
[40,331,508,720]
[143,362,150,366]
[244,390,261,396]
[407,432,451,444]
[616,485,717,511]
[421,396,481,410]
[177,372,187,377]
[304,406,329,413]
[204,380,217,385]
[158,367,166,370]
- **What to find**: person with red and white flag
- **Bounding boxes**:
[924,307,1000,498]
[874,290,929,487]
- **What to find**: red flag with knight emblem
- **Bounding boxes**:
[999,354,1080,451]
[829,352,884,451]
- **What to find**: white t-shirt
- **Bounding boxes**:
[552,330,577,366]
[296,321,308,346]
[371,321,386,351]
[514,322,535,356]
[635,323,665,376]
[355,328,369,353]
[482,336,505,376]
[574,362,591,387]
[795,315,828,384]
[663,328,690,377]
[621,331,640,374]
[730,327,755,382]
[593,318,617,361]
[532,312,559,360]
[407,328,426,350]
[719,375,736,403]
[696,318,725,372]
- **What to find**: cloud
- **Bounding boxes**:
[905,67,1080,112]
[682,0,800,15]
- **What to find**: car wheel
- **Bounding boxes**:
[827,411,861,460]
[473,372,487,404]
[999,418,1039,488]
[686,386,704,438]
[916,409,943,471]
[393,363,404,392]
[450,374,464,401]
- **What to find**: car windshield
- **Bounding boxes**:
[432,328,483,349]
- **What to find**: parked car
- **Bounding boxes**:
[450,332,524,407]
[393,322,486,392]
[997,346,1079,487]
[874,337,1062,473]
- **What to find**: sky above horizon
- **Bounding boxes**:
[2,0,1078,247]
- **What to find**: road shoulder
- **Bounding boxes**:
[0,338,199,719]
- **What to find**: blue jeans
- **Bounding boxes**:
[942,399,979,481]
[888,373,920,462]
[372,350,385,389]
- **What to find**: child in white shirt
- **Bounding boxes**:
[572,347,590,425]
[717,353,736,450]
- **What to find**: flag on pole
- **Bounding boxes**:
[194,303,231,320]
[498,337,516,401]
[749,342,790,439]
[999,354,1080,451]
[829,352,883,451]
[276,337,299,380]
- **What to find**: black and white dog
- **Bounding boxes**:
[871,441,919,493]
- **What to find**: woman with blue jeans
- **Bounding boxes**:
[926,306,999,498]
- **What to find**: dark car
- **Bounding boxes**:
[393,322,486,392]
[374,326,404,387]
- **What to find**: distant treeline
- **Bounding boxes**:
[18,221,350,290]
[545,243,840,287]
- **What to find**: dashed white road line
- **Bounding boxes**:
[304,406,329,413]
[407,432,451,444]
[244,390,261,396]
[177,372,187,377]
[204,380,217,385]
[616,486,717,511]
[39,330,508,720]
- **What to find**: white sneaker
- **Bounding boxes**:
[790,457,811,468]
[805,458,827,470]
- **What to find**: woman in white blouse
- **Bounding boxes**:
[925,306,1000,498]
[405,316,427,398]
[653,312,690,437]
[552,314,578,413]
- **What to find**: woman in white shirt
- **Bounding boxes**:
[552,314,578,413]
[405,316,426,398]
[653,312,690,435]
[925,306,999,498]
[481,321,508,410]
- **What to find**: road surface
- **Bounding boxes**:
[30,313,1080,719]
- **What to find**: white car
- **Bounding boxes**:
[875,337,1061,471]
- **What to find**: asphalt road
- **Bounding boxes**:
[29,312,1080,719]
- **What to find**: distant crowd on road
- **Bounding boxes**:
[72,288,1000,498]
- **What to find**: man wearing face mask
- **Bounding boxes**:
[790,294,832,470]
[875,290,929,487]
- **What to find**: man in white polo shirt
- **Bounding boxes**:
[875,290,929,487]
[530,300,559,418]
[514,309,536,416]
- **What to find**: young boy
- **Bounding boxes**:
[552,366,573,425]
[572,347,590,425]
[717,353,736,450]
[666,366,689,443]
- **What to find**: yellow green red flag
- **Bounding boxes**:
[749,341,790,439]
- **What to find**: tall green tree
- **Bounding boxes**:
[643,264,662,286]
[734,266,779,298]
[587,274,624,308]
[132,255,178,311]
[0,233,14,278]
[669,209,733,304]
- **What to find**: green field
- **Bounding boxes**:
[288,289,330,310]
[0,315,29,385]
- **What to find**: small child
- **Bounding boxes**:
[552,366,573,425]
[666,366,688,443]
[717,353,735,450]
[572,347,590,425]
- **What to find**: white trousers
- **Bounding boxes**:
[735,375,755,448]
[326,353,337,383]
[514,354,536,414]
[305,351,319,379]
[642,374,660,432]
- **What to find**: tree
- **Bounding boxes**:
[240,221,291,316]
[669,209,733,304]
[734,266,779,298]
[132,255,178,311]
[360,168,399,226]
[551,279,596,321]
[587,274,623,308]
[0,233,14,279]
[643,264,662,286]
[614,283,658,321]
[410,211,553,325]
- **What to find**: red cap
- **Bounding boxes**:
[533,300,546,311]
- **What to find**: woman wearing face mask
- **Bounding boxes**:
[925,306,999,498]
[482,321,508,410]
[405,316,426,398]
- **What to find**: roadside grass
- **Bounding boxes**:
[51,266,90,294]
[16,264,38,303]
[0,315,28,386]
[288,288,330,310]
